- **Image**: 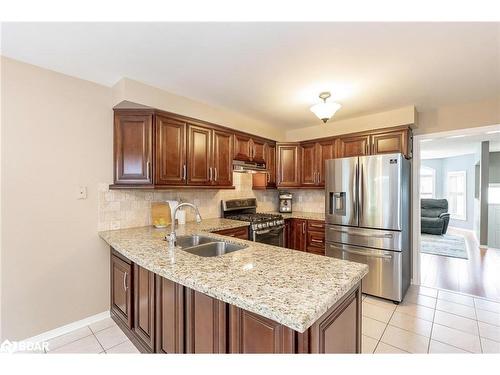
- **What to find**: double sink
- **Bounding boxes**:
[175,234,247,257]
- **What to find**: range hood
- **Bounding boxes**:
[232,160,266,173]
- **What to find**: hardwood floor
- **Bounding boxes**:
[420,227,500,301]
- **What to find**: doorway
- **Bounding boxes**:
[412,124,500,300]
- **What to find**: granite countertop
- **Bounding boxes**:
[99,217,367,333]
[261,211,326,221]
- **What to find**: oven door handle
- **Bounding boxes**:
[254,225,285,235]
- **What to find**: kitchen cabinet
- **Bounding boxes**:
[337,134,370,158]
[251,143,277,190]
[306,220,326,256]
[155,275,184,354]
[186,123,212,185]
[299,140,334,187]
[371,129,411,157]
[133,265,155,350]
[155,115,186,185]
[113,111,153,185]
[110,252,133,329]
[229,305,295,353]
[233,134,267,163]
[185,288,227,353]
[108,247,361,354]
[212,129,234,186]
[290,218,307,251]
[277,143,301,187]
[212,226,249,240]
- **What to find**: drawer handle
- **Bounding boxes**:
[123,272,128,291]
[311,238,324,243]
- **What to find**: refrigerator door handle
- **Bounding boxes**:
[341,247,393,259]
[327,227,393,239]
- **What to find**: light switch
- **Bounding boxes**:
[77,186,87,200]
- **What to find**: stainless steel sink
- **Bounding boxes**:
[175,235,215,249]
[181,241,247,257]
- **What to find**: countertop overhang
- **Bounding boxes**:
[99,217,367,333]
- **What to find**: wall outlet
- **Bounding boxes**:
[77,186,87,200]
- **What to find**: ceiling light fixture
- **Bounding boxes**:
[310,92,341,123]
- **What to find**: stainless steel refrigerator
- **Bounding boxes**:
[325,153,411,302]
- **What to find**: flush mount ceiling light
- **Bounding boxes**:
[310,92,342,123]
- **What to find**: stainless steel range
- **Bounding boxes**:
[221,198,285,247]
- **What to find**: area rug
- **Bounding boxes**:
[421,233,468,259]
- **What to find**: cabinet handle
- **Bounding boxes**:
[311,238,324,243]
[182,164,186,180]
[209,167,213,181]
[267,172,270,183]
[214,167,218,182]
[317,171,320,184]
[146,162,151,180]
[302,222,306,234]
[123,272,128,291]
[310,223,324,228]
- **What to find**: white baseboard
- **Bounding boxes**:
[21,310,110,344]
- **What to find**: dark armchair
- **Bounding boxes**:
[421,199,451,235]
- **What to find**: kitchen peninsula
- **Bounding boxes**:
[99,218,368,354]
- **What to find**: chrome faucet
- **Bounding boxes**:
[165,203,202,250]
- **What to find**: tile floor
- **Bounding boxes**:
[362,285,500,354]
[36,317,139,354]
[26,285,500,354]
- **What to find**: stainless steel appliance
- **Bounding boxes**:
[221,198,285,247]
[325,153,411,302]
[232,160,266,172]
[279,191,293,213]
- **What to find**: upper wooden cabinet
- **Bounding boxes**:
[113,111,153,185]
[155,115,186,185]
[337,134,370,158]
[186,124,212,185]
[299,140,335,187]
[233,133,267,164]
[371,129,411,157]
[276,143,301,187]
[212,129,234,186]
[252,142,277,189]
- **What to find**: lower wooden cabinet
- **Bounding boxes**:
[185,288,227,353]
[286,218,326,255]
[110,252,133,329]
[133,265,156,350]
[229,306,295,353]
[212,226,249,240]
[290,218,307,251]
[155,276,184,353]
[109,247,361,354]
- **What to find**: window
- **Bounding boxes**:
[447,171,466,220]
[420,166,436,199]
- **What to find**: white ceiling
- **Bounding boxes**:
[2,22,499,130]
[421,130,500,159]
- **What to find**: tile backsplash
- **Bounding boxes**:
[98,173,277,231]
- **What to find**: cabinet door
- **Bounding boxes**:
[251,138,266,163]
[110,252,132,329]
[133,265,155,350]
[265,143,277,187]
[213,226,249,240]
[277,144,301,187]
[212,130,233,186]
[291,219,307,251]
[307,288,361,353]
[371,129,409,156]
[185,289,227,353]
[233,134,252,161]
[300,142,317,186]
[114,112,153,185]
[187,124,212,185]
[155,115,186,185]
[155,276,184,353]
[337,135,370,158]
[229,306,295,353]
[317,140,335,186]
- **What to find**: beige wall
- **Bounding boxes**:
[285,106,416,141]
[415,96,500,135]
[113,78,283,141]
[1,57,113,340]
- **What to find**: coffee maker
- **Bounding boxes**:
[279,191,293,213]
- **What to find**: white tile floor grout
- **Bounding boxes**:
[25,284,500,354]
